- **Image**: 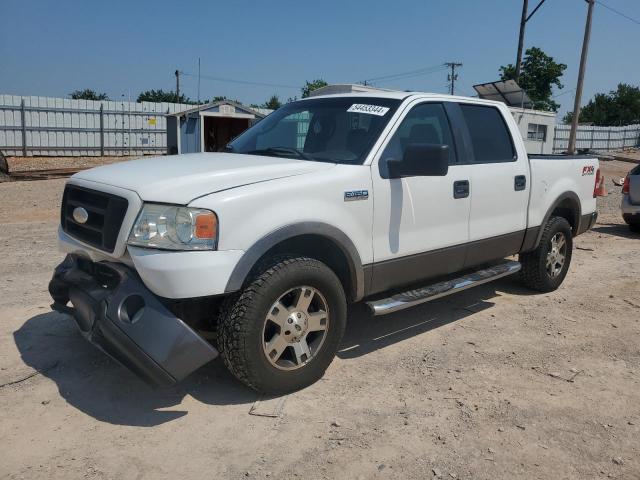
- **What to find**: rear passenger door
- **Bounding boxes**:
[456,103,529,267]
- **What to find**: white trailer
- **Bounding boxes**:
[509,107,556,155]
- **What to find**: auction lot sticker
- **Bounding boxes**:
[347,104,390,116]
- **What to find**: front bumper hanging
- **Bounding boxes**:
[49,254,218,387]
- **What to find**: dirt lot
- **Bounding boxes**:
[1,161,639,480]
[1,155,142,174]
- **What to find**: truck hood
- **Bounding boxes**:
[72,153,335,204]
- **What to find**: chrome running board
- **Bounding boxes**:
[366,260,522,316]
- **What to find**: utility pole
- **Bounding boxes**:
[515,0,529,81]
[567,0,595,155]
[197,58,201,104]
[175,69,180,103]
[515,0,547,82]
[445,62,462,95]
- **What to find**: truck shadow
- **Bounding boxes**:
[338,278,529,360]
[13,278,535,427]
[13,311,258,427]
[592,223,639,240]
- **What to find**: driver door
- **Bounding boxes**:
[370,101,471,294]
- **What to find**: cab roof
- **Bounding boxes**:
[300,91,506,108]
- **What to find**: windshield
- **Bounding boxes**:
[227,97,401,165]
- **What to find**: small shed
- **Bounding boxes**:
[166,101,269,154]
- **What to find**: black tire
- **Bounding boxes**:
[519,216,573,293]
[217,255,347,394]
[629,223,640,233]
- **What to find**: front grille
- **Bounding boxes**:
[61,185,128,253]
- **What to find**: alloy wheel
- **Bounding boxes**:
[546,232,567,278]
[262,286,329,370]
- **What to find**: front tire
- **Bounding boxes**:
[629,223,640,233]
[519,216,573,293]
[218,256,347,394]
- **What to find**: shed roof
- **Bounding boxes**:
[166,99,267,118]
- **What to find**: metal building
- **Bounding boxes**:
[166,100,269,154]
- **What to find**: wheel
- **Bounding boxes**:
[217,255,347,394]
[519,216,573,293]
[629,223,640,233]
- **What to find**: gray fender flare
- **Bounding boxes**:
[224,222,365,301]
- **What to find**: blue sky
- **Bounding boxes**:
[1,0,638,115]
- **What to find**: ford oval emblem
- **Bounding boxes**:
[72,206,89,224]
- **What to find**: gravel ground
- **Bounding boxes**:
[1,155,143,174]
[0,161,639,480]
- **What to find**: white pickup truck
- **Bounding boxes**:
[49,92,600,394]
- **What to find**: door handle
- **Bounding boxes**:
[453,180,469,199]
[515,175,527,191]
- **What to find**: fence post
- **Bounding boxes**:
[590,128,595,151]
[20,99,27,156]
[99,103,104,156]
[606,129,611,151]
[622,128,628,149]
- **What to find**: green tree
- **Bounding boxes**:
[69,89,109,101]
[499,47,567,112]
[137,89,193,103]
[261,95,282,110]
[563,83,640,126]
[211,95,243,104]
[301,79,328,98]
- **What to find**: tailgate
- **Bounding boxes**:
[629,175,640,205]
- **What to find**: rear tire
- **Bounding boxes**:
[519,216,573,293]
[218,255,347,395]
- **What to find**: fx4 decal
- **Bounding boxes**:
[344,190,369,201]
[582,165,595,176]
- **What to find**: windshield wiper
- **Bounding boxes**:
[248,146,313,160]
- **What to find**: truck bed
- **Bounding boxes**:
[528,154,597,160]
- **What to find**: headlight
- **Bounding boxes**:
[128,204,218,251]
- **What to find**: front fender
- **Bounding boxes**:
[224,222,365,301]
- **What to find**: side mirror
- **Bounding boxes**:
[387,143,450,178]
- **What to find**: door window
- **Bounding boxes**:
[459,104,516,163]
[381,103,457,165]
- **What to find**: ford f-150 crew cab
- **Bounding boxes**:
[49,92,600,394]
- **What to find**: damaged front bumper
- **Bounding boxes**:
[49,254,218,387]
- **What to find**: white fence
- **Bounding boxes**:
[553,124,640,153]
[3,94,639,157]
[0,94,192,157]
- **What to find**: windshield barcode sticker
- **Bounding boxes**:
[347,104,390,116]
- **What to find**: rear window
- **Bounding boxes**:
[460,104,516,163]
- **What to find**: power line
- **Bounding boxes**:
[181,71,300,90]
[552,88,576,99]
[361,64,447,85]
[596,0,640,25]
[372,68,449,86]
